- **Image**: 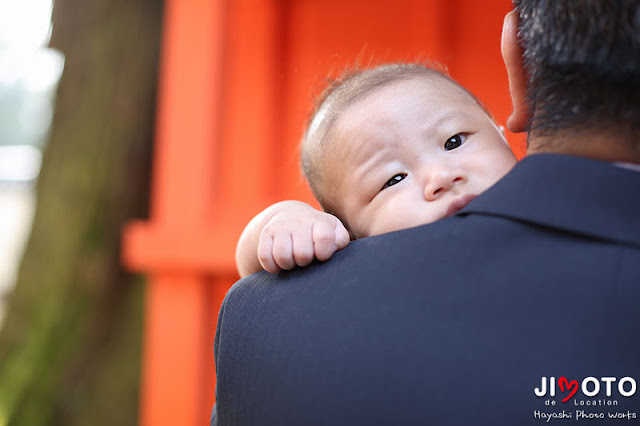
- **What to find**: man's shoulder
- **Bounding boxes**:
[225,211,510,305]
[214,154,640,425]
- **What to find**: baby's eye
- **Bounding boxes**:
[380,173,407,191]
[444,133,466,151]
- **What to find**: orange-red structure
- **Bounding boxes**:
[122,1,525,425]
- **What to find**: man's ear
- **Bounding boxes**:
[502,11,531,133]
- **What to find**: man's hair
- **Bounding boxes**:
[514,0,640,139]
[300,63,490,214]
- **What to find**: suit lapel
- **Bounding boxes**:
[459,153,640,248]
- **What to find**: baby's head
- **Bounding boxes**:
[301,63,517,239]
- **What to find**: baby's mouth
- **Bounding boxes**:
[444,194,478,218]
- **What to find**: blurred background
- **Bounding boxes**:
[0,0,160,425]
[0,0,62,324]
[0,0,523,425]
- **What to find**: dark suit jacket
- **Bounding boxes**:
[211,154,640,425]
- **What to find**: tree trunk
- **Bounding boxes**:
[0,0,163,424]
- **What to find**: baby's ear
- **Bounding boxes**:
[501,11,531,133]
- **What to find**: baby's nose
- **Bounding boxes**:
[423,169,465,201]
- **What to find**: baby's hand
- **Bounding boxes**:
[257,201,350,273]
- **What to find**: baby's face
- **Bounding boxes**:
[323,76,517,239]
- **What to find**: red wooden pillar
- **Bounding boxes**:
[122,0,230,425]
[123,0,283,424]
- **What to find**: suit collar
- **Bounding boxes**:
[459,153,640,248]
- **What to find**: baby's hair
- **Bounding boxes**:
[300,62,492,216]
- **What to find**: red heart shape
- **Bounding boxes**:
[558,377,579,402]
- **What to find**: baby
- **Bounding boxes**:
[236,63,517,277]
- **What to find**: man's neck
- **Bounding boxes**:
[526,129,640,165]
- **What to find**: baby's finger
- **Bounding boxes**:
[334,220,351,249]
[292,228,315,267]
[257,235,280,273]
[313,221,338,261]
[272,233,296,270]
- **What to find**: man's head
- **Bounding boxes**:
[503,0,640,157]
[301,64,516,238]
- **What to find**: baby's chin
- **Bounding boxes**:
[360,217,437,238]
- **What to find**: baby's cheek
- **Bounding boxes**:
[367,206,423,237]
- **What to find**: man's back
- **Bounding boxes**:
[212,155,640,425]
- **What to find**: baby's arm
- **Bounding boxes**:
[235,201,351,277]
